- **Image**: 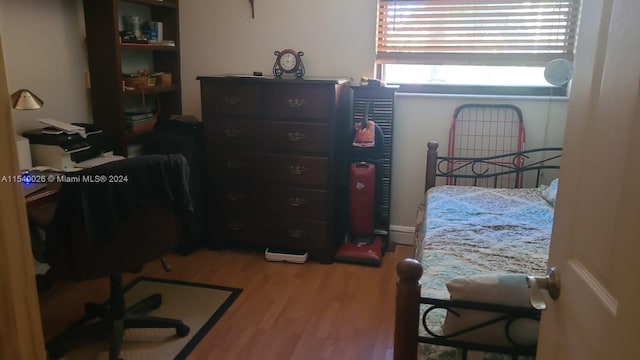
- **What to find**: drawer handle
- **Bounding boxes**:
[288,228,306,238]
[286,98,306,108]
[226,160,244,170]
[224,128,243,138]
[224,96,241,105]
[227,191,245,201]
[288,197,307,207]
[287,132,307,142]
[228,221,245,231]
[289,165,306,175]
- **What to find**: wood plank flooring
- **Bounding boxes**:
[38,244,414,360]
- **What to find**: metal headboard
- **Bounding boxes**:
[425,141,562,191]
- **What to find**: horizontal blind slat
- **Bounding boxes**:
[378,32,578,41]
[378,44,574,51]
[379,0,576,5]
[377,17,578,23]
[379,5,580,14]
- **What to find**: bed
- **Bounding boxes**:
[394,141,562,360]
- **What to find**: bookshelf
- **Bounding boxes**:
[83,0,181,156]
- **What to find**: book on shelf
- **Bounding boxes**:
[125,112,154,121]
[127,120,156,132]
[143,21,163,43]
[126,118,155,126]
[125,111,156,132]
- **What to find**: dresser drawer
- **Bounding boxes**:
[215,183,328,220]
[208,119,329,154]
[261,187,328,219]
[216,152,328,186]
[219,215,328,251]
[213,182,258,211]
[201,82,262,116]
[265,85,330,121]
[263,218,328,250]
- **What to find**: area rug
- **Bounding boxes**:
[54,276,242,360]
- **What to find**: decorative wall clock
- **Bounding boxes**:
[273,49,305,79]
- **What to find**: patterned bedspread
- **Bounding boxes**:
[414,186,555,359]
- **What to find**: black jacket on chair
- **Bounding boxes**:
[46,154,194,280]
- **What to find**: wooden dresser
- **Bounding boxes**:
[197,76,350,263]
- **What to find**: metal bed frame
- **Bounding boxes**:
[447,104,527,188]
[394,141,562,360]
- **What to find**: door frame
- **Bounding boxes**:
[0,34,47,359]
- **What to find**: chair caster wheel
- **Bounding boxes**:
[176,324,190,337]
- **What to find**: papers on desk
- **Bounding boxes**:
[38,118,87,138]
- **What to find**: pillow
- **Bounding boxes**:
[441,274,539,347]
[541,178,559,206]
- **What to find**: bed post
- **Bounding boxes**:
[394,258,423,360]
[425,141,439,191]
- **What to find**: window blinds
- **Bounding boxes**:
[376,0,581,66]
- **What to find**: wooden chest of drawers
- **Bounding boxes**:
[197,76,350,263]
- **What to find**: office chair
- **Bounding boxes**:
[44,154,194,360]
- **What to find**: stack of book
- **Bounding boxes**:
[125,112,156,132]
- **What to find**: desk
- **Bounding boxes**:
[25,181,59,225]
[24,182,60,292]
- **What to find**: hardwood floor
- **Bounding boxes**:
[38,244,414,360]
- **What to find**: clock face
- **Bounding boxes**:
[279,52,298,72]
[273,49,304,78]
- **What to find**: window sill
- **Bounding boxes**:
[395,91,569,102]
[390,84,567,98]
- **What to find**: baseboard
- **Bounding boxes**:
[388,225,415,246]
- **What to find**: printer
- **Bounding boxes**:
[22,123,118,171]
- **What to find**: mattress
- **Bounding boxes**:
[413,185,555,359]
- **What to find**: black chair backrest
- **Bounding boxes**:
[46,154,193,280]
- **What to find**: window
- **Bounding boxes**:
[376,0,580,94]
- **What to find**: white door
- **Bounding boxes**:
[537,0,640,358]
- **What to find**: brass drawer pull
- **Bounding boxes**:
[224,128,243,138]
[289,165,306,175]
[223,96,241,105]
[288,228,306,238]
[227,191,244,201]
[226,160,244,170]
[287,132,307,142]
[228,221,245,231]
[286,98,306,108]
[288,197,307,207]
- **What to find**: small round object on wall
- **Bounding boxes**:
[273,49,305,79]
[544,59,573,87]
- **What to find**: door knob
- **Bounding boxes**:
[526,267,561,310]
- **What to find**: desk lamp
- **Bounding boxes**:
[11,89,43,110]
[11,89,43,173]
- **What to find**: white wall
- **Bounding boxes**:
[1,0,568,243]
[179,0,377,117]
[1,0,89,134]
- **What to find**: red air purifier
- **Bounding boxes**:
[348,162,376,237]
